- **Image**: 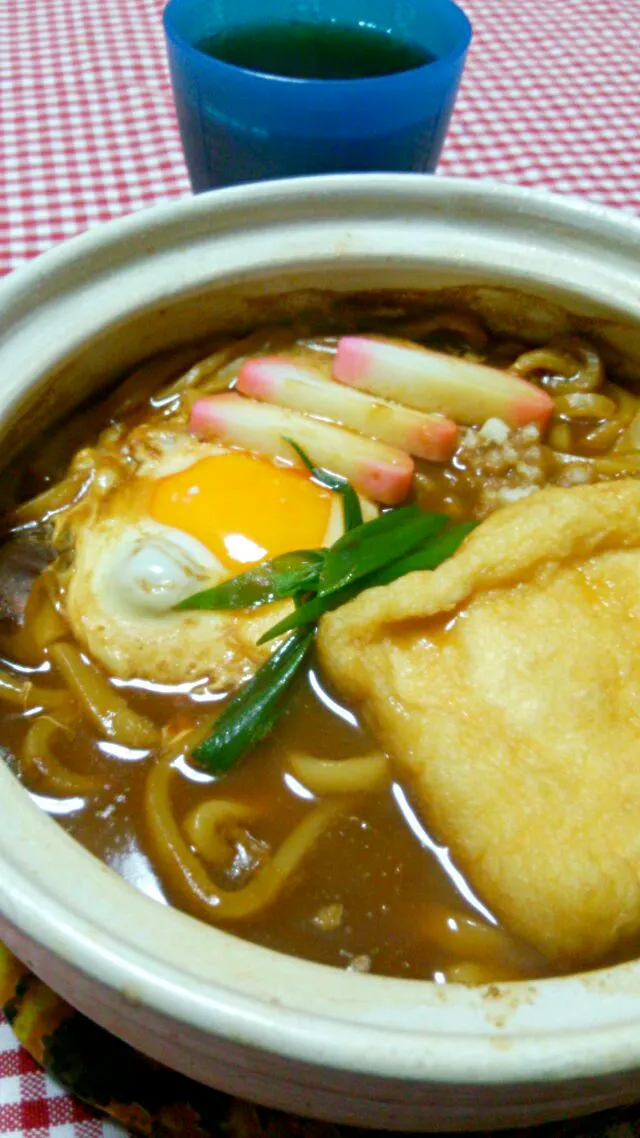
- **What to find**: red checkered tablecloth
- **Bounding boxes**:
[0,1017,122,1137]
[0,0,639,1133]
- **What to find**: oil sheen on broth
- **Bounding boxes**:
[1,302,638,985]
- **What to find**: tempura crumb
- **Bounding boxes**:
[558,464,593,486]
[496,485,539,504]
[456,423,546,516]
[478,417,510,444]
[312,902,344,932]
[346,954,372,973]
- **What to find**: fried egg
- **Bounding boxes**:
[62,430,357,686]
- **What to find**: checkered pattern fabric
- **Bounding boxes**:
[0,0,639,1132]
[0,1016,123,1136]
[1,0,638,276]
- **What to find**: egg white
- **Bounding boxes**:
[61,430,367,687]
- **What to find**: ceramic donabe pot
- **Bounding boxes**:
[0,176,639,1130]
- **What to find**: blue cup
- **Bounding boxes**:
[163,0,472,191]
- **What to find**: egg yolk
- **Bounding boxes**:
[150,453,333,569]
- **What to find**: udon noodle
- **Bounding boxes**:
[0,299,639,983]
[146,745,342,923]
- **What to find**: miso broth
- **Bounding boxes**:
[1,300,638,984]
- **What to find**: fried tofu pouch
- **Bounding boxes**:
[317,479,640,967]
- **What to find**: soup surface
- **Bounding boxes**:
[1,301,639,984]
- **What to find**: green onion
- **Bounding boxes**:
[284,436,363,531]
[258,583,360,644]
[185,450,477,773]
[193,628,314,773]
[175,550,324,611]
[340,485,364,531]
[258,518,471,644]
[318,508,448,596]
[368,521,478,587]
